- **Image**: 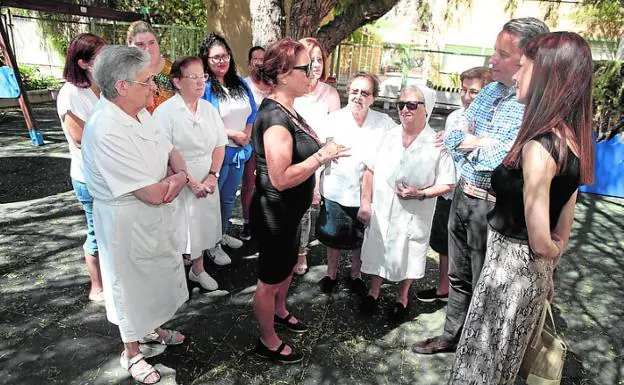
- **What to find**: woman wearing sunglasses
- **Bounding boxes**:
[250,38,349,363]
[315,72,396,296]
[359,87,456,323]
[153,56,227,293]
[292,37,342,275]
[199,32,258,265]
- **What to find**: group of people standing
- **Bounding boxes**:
[57,14,594,385]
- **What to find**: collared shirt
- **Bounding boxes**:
[443,82,525,189]
[82,98,172,201]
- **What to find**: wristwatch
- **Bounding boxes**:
[418,191,427,201]
[209,170,220,178]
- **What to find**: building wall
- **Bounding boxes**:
[206,0,253,76]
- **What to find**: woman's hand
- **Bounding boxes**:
[395,181,425,199]
[318,140,351,163]
[357,201,372,226]
[312,186,321,208]
[188,178,208,198]
[203,174,218,194]
[230,131,250,147]
[163,172,187,203]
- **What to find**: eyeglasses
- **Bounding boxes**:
[292,63,311,77]
[127,75,155,87]
[349,88,372,98]
[208,54,231,64]
[180,73,210,82]
[397,101,425,111]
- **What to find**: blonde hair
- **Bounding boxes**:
[126,21,157,45]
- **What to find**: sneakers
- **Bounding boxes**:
[206,245,232,266]
[222,234,243,249]
[415,288,449,303]
[189,268,218,291]
[240,224,252,241]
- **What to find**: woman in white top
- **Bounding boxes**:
[200,32,258,264]
[359,87,456,323]
[82,46,189,384]
[57,33,106,303]
[293,37,341,275]
[316,72,396,296]
[240,45,271,240]
[154,56,228,293]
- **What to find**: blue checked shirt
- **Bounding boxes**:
[443,82,525,189]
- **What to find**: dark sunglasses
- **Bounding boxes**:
[397,101,425,111]
[292,63,311,77]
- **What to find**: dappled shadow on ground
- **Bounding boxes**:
[0,157,71,203]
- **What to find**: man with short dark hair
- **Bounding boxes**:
[413,17,549,355]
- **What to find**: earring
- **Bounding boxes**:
[280,79,288,85]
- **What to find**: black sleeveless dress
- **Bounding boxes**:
[250,99,321,284]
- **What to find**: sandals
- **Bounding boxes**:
[254,339,303,364]
[138,328,185,345]
[120,352,160,384]
[274,313,309,333]
[293,253,309,276]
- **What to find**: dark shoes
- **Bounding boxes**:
[388,302,410,324]
[274,314,309,333]
[254,339,303,364]
[415,288,449,303]
[240,224,252,241]
[360,295,379,315]
[347,277,368,296]
[319,276,338,294]
[412,336,457,354]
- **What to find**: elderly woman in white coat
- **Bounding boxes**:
[359,87,456,323]
[82,45,189,385]
[154,56,227,293]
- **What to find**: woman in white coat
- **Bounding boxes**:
[359,87,456,323]
[154,56,227,292]
[82,46,189,384]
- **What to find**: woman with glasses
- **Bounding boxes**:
[315,72,395,296]
[153,56,227,293]
[250,38,349,363]
[127,21,173,113]
[359,87,456,323]
[292,37,341,275]
[57,33,107,303]
[199,32,257,265]
[82,46,189,384]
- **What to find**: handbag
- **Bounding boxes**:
[518,300,568,385]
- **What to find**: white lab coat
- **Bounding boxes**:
[82,98,188,342]
[153,94,228,257]
[360,124,456,281]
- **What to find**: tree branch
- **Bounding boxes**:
[289,0,339,40]
[316,0,400,54]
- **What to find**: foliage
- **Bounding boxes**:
[113,0,208,29]
[18,65,60,91]
[572,0,624,40]
[593,60,624,140]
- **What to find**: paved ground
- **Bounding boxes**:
[0,103,622,385]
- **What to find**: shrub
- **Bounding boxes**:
[17,65,60,91]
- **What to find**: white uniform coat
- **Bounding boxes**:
[153,94,228,257]
[82,98,188,342]
[360,124,456,281]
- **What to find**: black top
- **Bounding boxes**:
[487,134,580,240]
[252,98,321,208]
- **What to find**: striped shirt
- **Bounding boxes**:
[443,82,525,189]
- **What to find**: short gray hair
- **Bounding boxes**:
[92,45,151,99]
[503,17,550,49]
[399,86,425,103]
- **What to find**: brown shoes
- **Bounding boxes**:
[412,336,457,354]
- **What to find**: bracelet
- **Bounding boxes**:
[209,170,219,178]
[314,151,324,166]
[418,190,427,201]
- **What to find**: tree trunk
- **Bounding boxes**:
[316,0,400,54]
[618,33,624,60]
[289,0,338,40]
[250,0,285,47]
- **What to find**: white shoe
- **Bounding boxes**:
[189,268,218,291]
[222,234,243,249]
[207,245,232,266]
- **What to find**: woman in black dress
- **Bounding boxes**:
[250,38,350,363]
[448,32,595,384]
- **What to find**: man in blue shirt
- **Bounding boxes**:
[413,17,549,355]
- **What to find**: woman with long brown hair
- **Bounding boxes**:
[448,31,594,384]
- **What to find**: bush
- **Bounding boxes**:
[18,65,60,91]
[593,60,624,140]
